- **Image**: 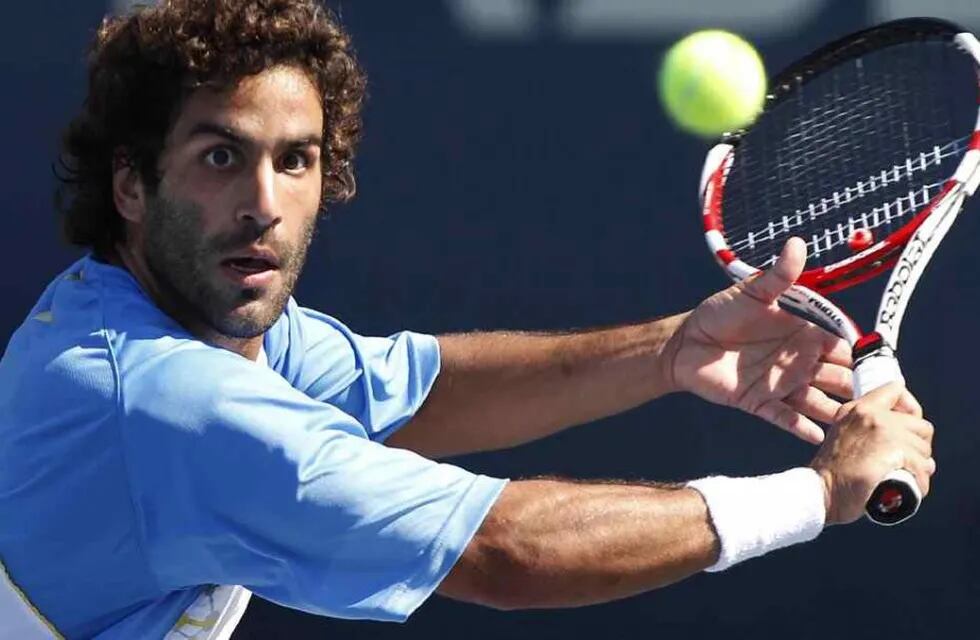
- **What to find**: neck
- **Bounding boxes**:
[111,242,264,361]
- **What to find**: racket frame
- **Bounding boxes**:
[697,19,980,525]
[699,25,980,353]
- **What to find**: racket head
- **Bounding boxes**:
[700,18,980,297]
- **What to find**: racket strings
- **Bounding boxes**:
[735,139,968,267]
[719,39,974,270]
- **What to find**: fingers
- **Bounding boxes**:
[756,399,825,445]
[870,408,936,496]
[903,418,936,496]
[894,420,933,457]
[810,362,853,399]
[900,413,934,442]
[821,334,853,368]
[845,382,922,418]
[870,401,934,454]
[849,381,911,411]
[786,385,842,425]
[903,450,935,498]
[895,388,923,417]
[815,391,936,523]
[836,387,929,435]
[740,237,807,305]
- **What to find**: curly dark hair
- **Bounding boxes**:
[56,0,366,255]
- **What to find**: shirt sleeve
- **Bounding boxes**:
[264,300,440,442]
[118,346,506,622]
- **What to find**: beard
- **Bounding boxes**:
[141,192,316,339]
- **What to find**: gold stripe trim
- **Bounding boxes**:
[0,557,65,639]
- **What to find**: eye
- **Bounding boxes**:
[281,150,312,174]
[203,146,238,169]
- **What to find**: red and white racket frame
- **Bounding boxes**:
[698,28,980,525]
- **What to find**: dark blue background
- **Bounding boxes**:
[3,2,979,638]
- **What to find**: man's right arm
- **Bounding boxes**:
[440,479,719,609]
[439,382,935,609]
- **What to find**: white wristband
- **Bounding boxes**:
[686,467,826,572]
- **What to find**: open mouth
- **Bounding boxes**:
[222,257,277,274]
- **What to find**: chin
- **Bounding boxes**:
[211,298,284,339]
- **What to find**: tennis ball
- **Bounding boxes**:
[658,30,767,138]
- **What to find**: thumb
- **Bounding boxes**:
[855,381,910,411]
[895,388,923,417]
[741,237,807,304]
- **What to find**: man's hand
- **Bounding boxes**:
[810,382,935,525]
[665,237,880,444]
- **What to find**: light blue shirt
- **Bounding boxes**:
[0,256,507,639]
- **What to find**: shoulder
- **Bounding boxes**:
[0,257,123,414]
[119,340,290,424]
[265,301,441,406]
[265,299,355,359]
[263,300,366,391]
[269,299,441,372]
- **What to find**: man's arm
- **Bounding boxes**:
[389,239,855,458]
[437,383,935,609]
[386,316,685,458]
[440,479,718,608]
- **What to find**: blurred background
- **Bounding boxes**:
[3,0,980,638]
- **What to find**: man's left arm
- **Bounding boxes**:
[387,316,687,458]
[388,239,866,458]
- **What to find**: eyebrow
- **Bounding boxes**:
[186,122,323,148]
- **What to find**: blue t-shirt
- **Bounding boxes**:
[0,256,507,639]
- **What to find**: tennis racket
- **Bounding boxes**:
[698,18,980,526]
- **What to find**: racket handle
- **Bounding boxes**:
[853,351,920,526]
[852,351,904,398]
[864,469,922,526]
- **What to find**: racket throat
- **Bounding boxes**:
[853,331,892,360]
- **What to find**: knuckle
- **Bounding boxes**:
[851,403,875,422]
[919,475,931,497]
[886,449,905,470]
[908,400,924,418]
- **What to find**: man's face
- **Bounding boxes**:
[140,65,324,338]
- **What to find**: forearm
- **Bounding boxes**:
[438,479,719,609]
[387,313,688,458]
[440,467,829,610]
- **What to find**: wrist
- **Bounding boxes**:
[811,467,836,524]
[655,311,691,396]
[687,467,826,572]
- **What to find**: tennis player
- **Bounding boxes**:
[0,2,935,639]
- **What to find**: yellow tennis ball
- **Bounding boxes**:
[658,30,767,138]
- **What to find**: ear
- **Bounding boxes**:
[112,151,147,225]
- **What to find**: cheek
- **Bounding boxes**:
[183,196,230,237]
[289,171,322,207]
[282,177,322,224]
[159,170,231,233]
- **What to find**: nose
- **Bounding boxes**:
[236,158,282,231]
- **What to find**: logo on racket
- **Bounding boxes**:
[878,236,927,331]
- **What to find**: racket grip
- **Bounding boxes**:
[853,352,920,526]
[852,352,904,398]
